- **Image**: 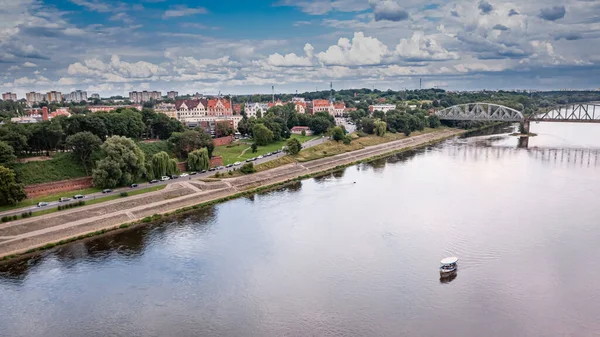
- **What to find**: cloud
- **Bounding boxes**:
[395,32,459,62]
[293,21,312,26]
[23,62,37,67]
[58,77,78,85]
[553,32,582,41]
[267,43,314,67]
[163,5,208,19]
[478,1,493,14]
[369,0,410,22]
[275,0,370,15]
[317,32,390,66]
[69,0,112,12]
[68,55,168,82]
[451,10,460,17]
[7,65,20,71]
[109,12,133,24]
[539,6,566,21]
[508,9,519,16]
[492,24,509,31]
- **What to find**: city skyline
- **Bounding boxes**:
[1,0,599,97]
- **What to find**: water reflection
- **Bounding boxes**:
[440,272,458,284]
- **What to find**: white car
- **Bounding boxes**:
[234,161,241,166]
[161,176,170,181]
[180,173,189,177]
[257,155,264,159]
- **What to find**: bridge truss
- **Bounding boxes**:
[530,103,600,123]
[435,103,524,122]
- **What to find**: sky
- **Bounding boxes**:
[1,0,599,97]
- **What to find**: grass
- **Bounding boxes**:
[213,134,315,165]
[0,185,167,223]
[12,152,88,185]
[0,187,104,213]
[137,140,175,158]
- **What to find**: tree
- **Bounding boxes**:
[331,126,346,142]
[66,132,102,174]
[0,141,16,166]
[168,129,215,158]
[374,119,387,136]
[215,121,234,137]
[92,136,146,188]
[0,166,26,206]
[285,138,302,155]
[239,163,256,174]
[187,148,209,171]
[237,116,251,136]
[151,151,171,178]
[361,117,376,134]
[251,143,258,153]
[309,116,332,135]
[252,123,274,146]
[301,130,306,136]
[428,115,441,128]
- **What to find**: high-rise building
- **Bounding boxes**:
[91,93,100,99]
[129,91,162,103]
[46,91,62,103]
[64,90,88,103]
[2,92,17,101]
[26,92,43,104]
[167,91,178,99]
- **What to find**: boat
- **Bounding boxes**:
[439,257,458,276]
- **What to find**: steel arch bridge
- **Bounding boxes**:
[435,102,600,123]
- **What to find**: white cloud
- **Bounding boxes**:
[267,43,315,67]
[163,5,208,19]
[317,32,390,66]
[23,62,37,67]
[395,32,459,61]
[58,77,78,85]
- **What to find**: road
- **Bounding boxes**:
[0,136,330,218]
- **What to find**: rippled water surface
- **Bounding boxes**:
[1,123,599,337]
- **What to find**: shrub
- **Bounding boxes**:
[120,192,129,197]
[12,215,17,220]
[1,216,9,223]
[21,212,31,218]
[239,163,256,174]
[342,137,351,145]
[228,170,233,175]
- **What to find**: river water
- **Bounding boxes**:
[1,123,599,337]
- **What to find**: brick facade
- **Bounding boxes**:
[210,156,223,168]
[213,135,233,146]
[25,177,94,198]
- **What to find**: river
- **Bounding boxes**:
[1,123,599,337]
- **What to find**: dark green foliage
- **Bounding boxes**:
[168,129,214,158]
[331,126,346,141]
[285,138,302,155]
[120,192,129,197]
[0,165,26,206]
[251,143,258,153]
[239,163,256,174]
[252,124,274,146]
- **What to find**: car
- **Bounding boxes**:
[209,167,216,172]
[245,158,252,162]
[234,161,241,166]
[73,194,85,199]
[217,166,225,170]
[59,197,71,202]
[180,173,189,177]
[170,175,180,179]
[37,202,49,207]
[190,172,198,175]
[257,155,264,159]
[149,179,159,184]
[102,189,113,193]
[251,157,257,161]
[200,170,207,173]
[226,164,233,168]
[161,176,170,181]
[130,184,139,188]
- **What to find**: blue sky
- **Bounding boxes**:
[1,0,599,97]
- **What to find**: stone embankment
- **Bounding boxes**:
[0,128,462,259]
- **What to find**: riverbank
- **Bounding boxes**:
[0,128,464,261]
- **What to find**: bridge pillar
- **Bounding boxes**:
[519,121,530,134]
[518,136,529,149]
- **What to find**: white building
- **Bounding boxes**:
[26,92,43,104]
[46,91,62,103]
[244,102,269,118]
[167,91,178,99]
[2,92,17,101]
[155,102,177,118]
[64,90,88,103]
[90,93,100,99]
[369,104,396,113]
[129,91,161,103]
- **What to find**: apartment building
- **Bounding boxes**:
[167,91,178,99]
[129,91,161,103]
[2,92,17,101]
[26,92,43,104]
[64,90,88,103]
[46,91,62,103]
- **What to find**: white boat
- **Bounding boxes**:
[440,257,458,276]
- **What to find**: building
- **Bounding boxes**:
[312,99,332,114]
[332,102,346,117]
[176,99,208,120]
[369,104,396,113]
[64,90,87,103]
[291,126,313,135]
[207,98,233,116]
[91,93,100,99]
[50,108,71,118]
[294,101,307,114]
[129,91,161,103]
[167,91,178,99]
[268,99,284,109]
[46,91,62,103]
[87,105,142,113]
[26,92,43,104]
[155,102,177,119]
[2,92,17,101]
[182,116,243,132]
[233,103,242,115]
[292,97,306,103]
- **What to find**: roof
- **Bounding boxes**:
[207,98,231,109]
[334,102,345,109]
[176,99,200,110]
[440,257,458,265]
[313,99,330,107]
[291,126,310,131]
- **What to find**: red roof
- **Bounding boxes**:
[334,102,345,109]
[176,99,204,110]
[207,98,231,110]
[313,99,330,107]
[295,102,306,107]
[291,126,310,131]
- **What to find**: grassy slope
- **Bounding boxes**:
[213,134,315,165]
[137,140,174,158]
[12,153,88,185]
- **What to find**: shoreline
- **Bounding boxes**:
[0,128,467,262]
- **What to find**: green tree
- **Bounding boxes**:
[237,116,251,136]
[215,121,234,137]
[168,129,215,158]
[0,166,26,206]
[285,138,302,155]
[251,143,258,153]
[309,116,332,135]
[374,119,387,136]
[331,126,346,142]
[0,141,16,166]
[92,136,146,188]
[252,123,274,146]
[65,131,102,174]
[187,148,210,171]
[361,117,376,134]
[301,130,306,136]
[239,162,256,174]
[151,151,171,178]
[428,115,441,128]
